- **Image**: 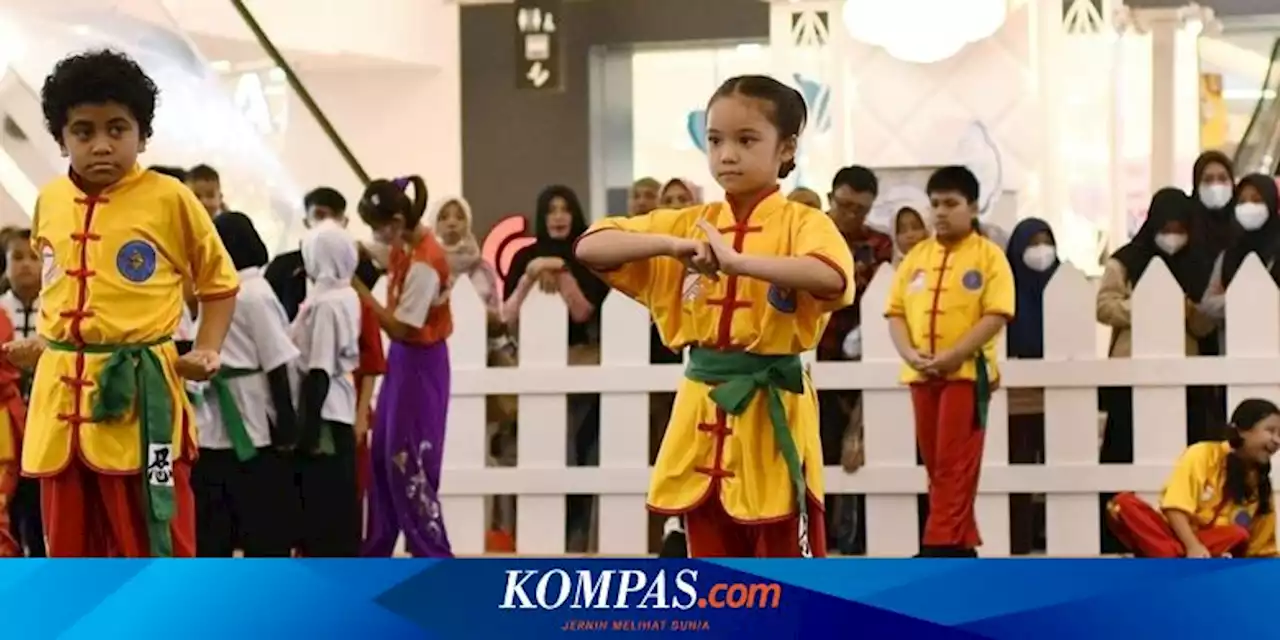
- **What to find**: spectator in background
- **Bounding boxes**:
[186,163,225,217]
[267,187,382,322]
[504,185,609,553]
[1,228,42,556]
[818,166,891,554]
[430,196,502,321]
[1198,173,1280,333]
[1005,217,1058,554]
[788,187,823,210]
[1097,188,1218,551]
[1190,150,1239,258]
[875,185,933,263]
[149,165,187,181]
[659,178,700,209]
[628,177,660,217]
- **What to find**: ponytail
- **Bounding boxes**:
[405,175,428,224]
[359,174,430,227]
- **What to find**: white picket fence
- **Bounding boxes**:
[437,255,1280,557]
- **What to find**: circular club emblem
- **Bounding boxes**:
[909,269,927,292]
[962,269,984,291]
[1235,509,1252,528]
[767,284,797,313]
[39,239,61,284]
[116,239,158,283]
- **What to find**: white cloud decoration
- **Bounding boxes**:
[842,0,1007,64]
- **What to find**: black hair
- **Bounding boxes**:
[213,211,268,271]
[832,165,878,196]
[926,165,980,204]
[1225,398,1278,515]
[359,175,428,227]
[709,75,807,179]
[41,50,159,142]
[304,187,347,215]
[188,164,220,183]
[4,228,31,247]
[149,165,187,181]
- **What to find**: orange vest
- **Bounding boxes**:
[388,233,453,345]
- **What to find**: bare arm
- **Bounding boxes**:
[574,229,674,270]
[193,296,235,353]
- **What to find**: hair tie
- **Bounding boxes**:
[392,177,411,191]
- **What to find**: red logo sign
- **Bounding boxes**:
[483,214,536,291]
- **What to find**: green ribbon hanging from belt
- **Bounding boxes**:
[684,348,814,558]
[974,351,991,429]
[210,366,261,462]
[47,337,175,558]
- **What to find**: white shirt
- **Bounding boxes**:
[0,291,38,339]
[292,288,360,426]
[193,269,300,449]
[395,261,443,329]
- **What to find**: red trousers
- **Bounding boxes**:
[40,457,196,557]
[1107,492,1249,557]
[912,380,984,549]
[683,486,827,558]
[0,463,18,557]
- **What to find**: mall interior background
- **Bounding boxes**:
[0,0,1279,269]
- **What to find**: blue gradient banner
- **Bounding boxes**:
[0,559,1267,638]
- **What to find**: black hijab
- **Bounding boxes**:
[214,211,269,271]
[1112,187,1213,301]
[1190,150,1239,256]
[504,184,604,303]
[1221,173,1280,287]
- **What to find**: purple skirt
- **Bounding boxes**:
[362,340,453,557]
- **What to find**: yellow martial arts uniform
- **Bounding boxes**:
[25,165,240,476]
[582,189,855,523]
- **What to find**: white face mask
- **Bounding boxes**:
[1022,244,1057,272]
[1235,202,1270,231]
[1199,183,1232,210]
[1155,232,1188,255]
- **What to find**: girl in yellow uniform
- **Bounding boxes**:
[1108,398,1280,558]
[5,51,239,557]
[575,75,855,557]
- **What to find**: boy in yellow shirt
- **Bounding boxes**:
[885,166,1014,557]
[3,50,239,557]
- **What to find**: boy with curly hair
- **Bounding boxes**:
[2,49,240,557]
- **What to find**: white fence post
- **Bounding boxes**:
[515,290,570,554]
[858,265,921,557]
[1129,260,1189,506]
[597,293,654,555]
[440,276,488,555]
[1042,264,1104,556]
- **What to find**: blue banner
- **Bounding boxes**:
[2,559,1268,638]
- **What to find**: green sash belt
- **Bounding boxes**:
[46,337,176,558]
[211,367,261,462]
[684,348,813,558]
[974,352,990,429]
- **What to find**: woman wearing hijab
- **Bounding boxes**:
[430,196,502,319]
[1096,188,1218,550]
[503,185,609,552]
[292,220,364,556]
[659,178,701,210]
[189,212,300,557]
[1004,217,1059,554]
[877,186,933,263]
[1199,173,1280,326]
[1190,150,1239,258]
